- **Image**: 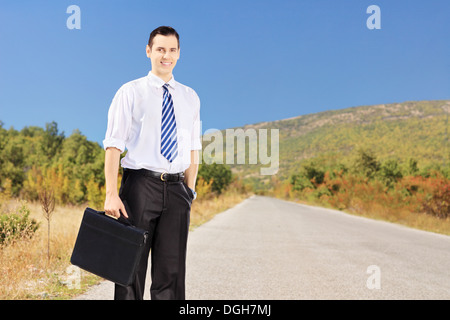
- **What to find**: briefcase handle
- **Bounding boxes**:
[117,212,133,227]
[90,208,134,227]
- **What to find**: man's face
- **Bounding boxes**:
[146,34,180,79]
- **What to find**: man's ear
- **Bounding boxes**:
[146,45,151,58]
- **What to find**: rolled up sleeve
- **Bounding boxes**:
[191,93,202,150]
[102,85,133,153]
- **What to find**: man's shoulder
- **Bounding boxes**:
[118,75,149,92]
[174,80,199,100]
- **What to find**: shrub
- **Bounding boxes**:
[0,202,39,246]
[379,159,403,189]
[353,148,380,180]
[421,179,450,219]
[198,163,232,194]
[195,177,213,200]
[289,174,314,191]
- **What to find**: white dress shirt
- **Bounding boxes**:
[103,71,201,173]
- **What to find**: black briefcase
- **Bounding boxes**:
[70,207,149,287]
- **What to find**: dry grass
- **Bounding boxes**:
[0,187,252,300]
[269,173,450,236]
[275,189,450,236]
[341,198,450,236]
[2,181,448,299]
[0,199,100,299]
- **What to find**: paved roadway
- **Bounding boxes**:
[74,195,450,300]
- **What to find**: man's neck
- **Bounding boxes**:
[151,70,173,83]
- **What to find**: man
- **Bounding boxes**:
[102,26,201,300]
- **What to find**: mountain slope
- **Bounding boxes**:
[201,100,450,184]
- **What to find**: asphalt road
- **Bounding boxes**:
[74,195,450,300]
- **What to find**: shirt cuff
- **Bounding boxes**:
[191,138,202,150]
[102,138,125,153]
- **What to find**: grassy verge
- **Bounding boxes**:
[0,187,252,300]
[267,189,450,236]
[265,171,450,236]
[2,174,449,299]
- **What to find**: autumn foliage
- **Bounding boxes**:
[276,148,450,224]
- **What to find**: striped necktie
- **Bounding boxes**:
[160,84,178,162]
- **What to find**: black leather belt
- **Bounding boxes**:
[124,168,185,182]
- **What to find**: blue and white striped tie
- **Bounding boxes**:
[160,84,178,162]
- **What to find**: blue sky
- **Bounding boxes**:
[0,0,449,145]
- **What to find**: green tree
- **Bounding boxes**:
[353,147,380,180]
[303,160,325,186]
[289,173,314,191]
[198,163,232,194]
[404,158,419,176]
[41,121,65,163]
[289,158,325,191]
[1,131,26,196]
[379,159,403,189]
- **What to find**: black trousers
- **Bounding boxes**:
[114,168,194,300]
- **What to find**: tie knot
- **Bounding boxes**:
[163,84,169,91]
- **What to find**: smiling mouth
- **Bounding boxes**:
[161,62,172,66]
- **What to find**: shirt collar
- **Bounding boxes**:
[147,71,177,90]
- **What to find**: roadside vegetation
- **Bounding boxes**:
[1,109,448,299]
[266,148,450,235]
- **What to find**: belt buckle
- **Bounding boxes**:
[160,172,167,181]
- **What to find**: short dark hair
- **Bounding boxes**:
[148,26,180,49]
